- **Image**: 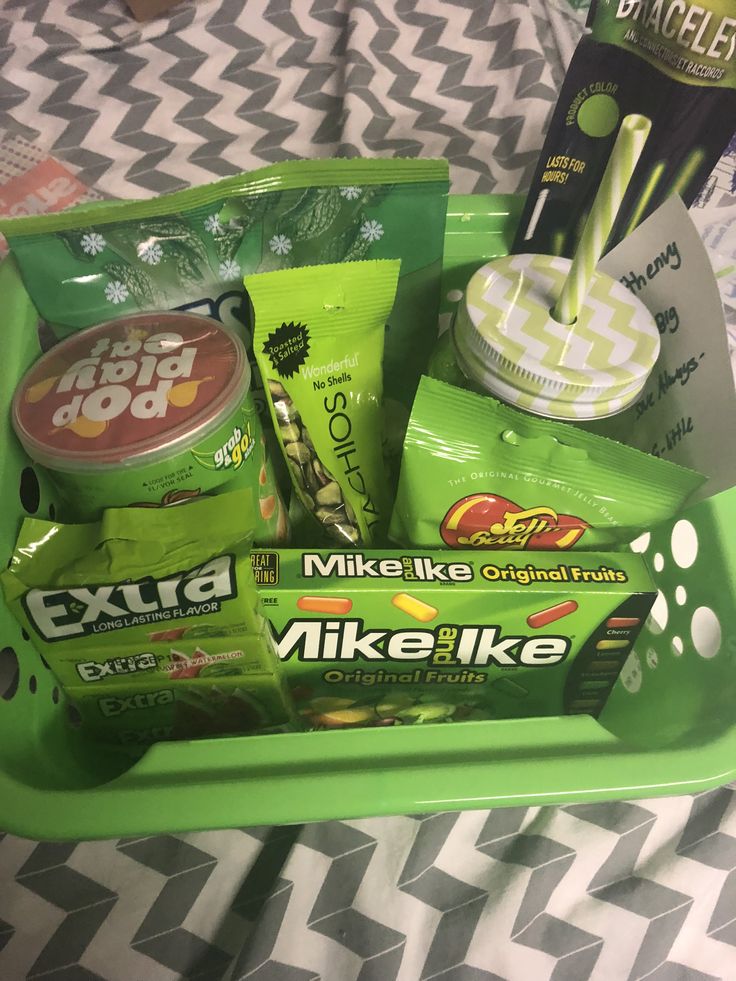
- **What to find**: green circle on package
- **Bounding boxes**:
[577,93,619,138]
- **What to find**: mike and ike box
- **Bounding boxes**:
[251,548,656,729]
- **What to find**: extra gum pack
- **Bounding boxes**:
[252,548,657,729]
[0,493,297,747]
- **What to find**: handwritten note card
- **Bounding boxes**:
[590,195,736,502]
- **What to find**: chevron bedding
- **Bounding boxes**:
[1,1,736,979]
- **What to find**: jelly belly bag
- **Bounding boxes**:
[0,492,296,746]
[390,376,704,550]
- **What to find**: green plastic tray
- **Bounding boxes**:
[1,193,735,841]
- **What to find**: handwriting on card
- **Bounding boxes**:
[619,240,682,295]
[654,305,679,335]
[634,353,705,419]
[651,417,695,459]
[598,195,736,499]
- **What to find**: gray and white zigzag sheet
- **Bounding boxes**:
[1,2,736,979]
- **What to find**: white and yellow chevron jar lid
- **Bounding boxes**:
[453,254,660,420]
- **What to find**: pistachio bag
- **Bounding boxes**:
[249,260,400,546]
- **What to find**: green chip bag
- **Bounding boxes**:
[249,260,400,546]
[0,491,295,744]
[1,158,448,414]
[390,376,705,551]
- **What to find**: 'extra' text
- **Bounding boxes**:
[24,554,237,642]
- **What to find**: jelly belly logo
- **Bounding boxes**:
[440,494,588,551]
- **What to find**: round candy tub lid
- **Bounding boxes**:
[13,311,250,473]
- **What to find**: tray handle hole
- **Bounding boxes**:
[0,646,20,702]
[67,703,82,729]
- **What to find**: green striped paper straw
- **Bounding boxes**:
[552,114,651,325]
